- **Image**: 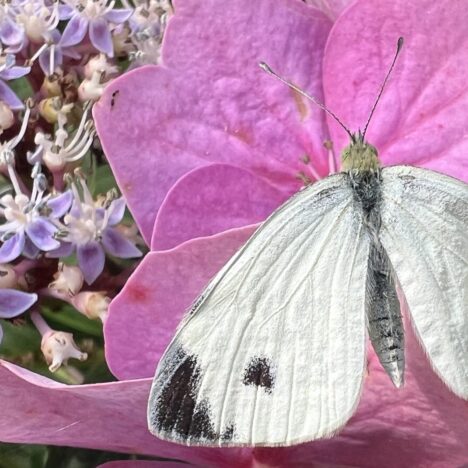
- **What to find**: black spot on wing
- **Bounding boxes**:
[243,357,275,393]
[150,347,235,442]
[221,423,235,441]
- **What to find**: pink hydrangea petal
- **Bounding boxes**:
[94,0,332,243]
[151,164,289,250]
[0,360,250,466]
[98,463,195,468]
[105,225,257,380]
[305,0,354,19]
[323,0,468,181]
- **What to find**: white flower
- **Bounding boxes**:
[49,263,84,296]
[41,330,88,372]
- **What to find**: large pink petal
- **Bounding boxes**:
[323,0,468,180]
[151,164,288,250]
[105,226,257,380]
[306,0,354,19]
[0,360,250,466]
[94,0,332,243]
[98,463,193,468]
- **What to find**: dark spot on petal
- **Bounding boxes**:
[110,89,120,109]
[127,284,150,303]
[243,357,275,394]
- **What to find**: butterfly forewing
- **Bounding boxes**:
[380,165,468,399]
[148,174,369,446]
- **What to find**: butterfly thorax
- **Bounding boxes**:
[341,132,380,174]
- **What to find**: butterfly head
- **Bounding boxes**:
[341,131,379,173]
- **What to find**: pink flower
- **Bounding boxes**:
[1,0,467,467]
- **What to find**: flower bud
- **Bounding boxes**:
[49,263,84,297]
[38,97,73,124]
[0,101,14,132]
[43,148,65,172]
[112,25,134,57]
[72,291,110,322]
[83,54,118,80]
[78,75,107,102]
[41,74,62,97]
[41,330,88,372]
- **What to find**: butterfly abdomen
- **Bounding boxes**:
[349,169,405,388]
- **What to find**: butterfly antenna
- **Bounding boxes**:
[259,61,354,141]
[362,37,404,139]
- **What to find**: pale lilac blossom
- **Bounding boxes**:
[15,0,60,43]
[0,128,73,261]
[36,30,81,76]
[0,2,25,52]
[52,176,142,285]
[60,0,133,57]
[123,0,171,63]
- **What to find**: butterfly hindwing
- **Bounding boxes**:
[380,165,468,399]
[148,173,369,446]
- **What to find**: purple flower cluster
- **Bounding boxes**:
[0,116,141,345]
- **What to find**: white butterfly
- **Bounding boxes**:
[147,38,468,447]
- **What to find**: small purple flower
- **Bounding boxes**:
[37,30,81,76]
[0,155,73,262]
[0,288,37,343]
[0,3,26,53]
[60,0,133,57]
[51,177,142,284]
[15,0,60,44]
[0,53,30,110]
